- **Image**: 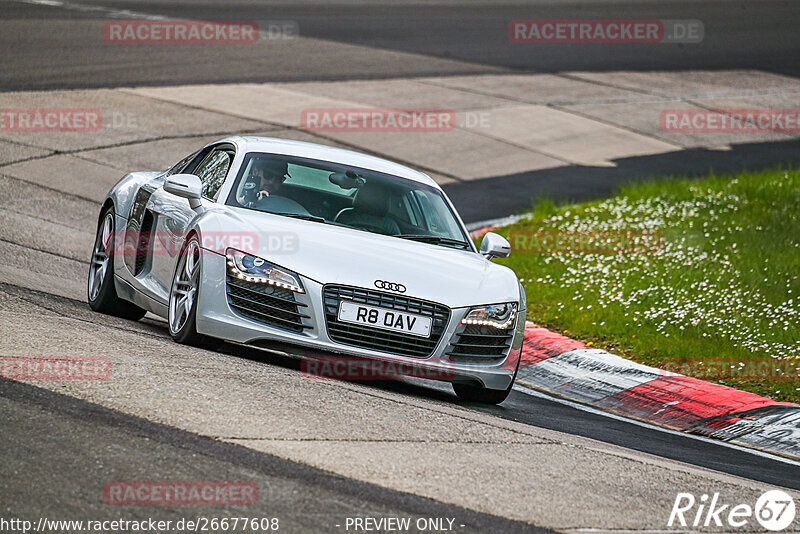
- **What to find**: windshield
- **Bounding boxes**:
[225,152,470,249]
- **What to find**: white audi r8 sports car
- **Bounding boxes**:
[88,137,525,403]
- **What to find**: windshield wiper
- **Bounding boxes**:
[271,212,328,223]
[394,234,469,249]
[270,212,353,229]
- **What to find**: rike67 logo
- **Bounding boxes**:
[669,490,796,531]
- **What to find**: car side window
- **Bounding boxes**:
[165,150,200,177]
[193,149,232,200]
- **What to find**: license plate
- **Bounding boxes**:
[337,301,432,338]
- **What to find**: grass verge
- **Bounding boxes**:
[495,168,800,403]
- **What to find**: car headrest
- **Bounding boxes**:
[353,186,390,216]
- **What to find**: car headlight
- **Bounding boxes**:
[225,249,304,293]
[461,303,517,329]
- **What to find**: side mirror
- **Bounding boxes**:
[164,174,203,209]
[480,232,511,259]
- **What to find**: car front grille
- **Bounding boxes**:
[323,285,450,358]
[226,274,311,333]
[445,323,514,363]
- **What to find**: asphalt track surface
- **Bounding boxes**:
[1,281,799,530]
[7,285,800,493]
[0,377,545,534]
[3,0,800,90]
[3,0,799,222]
[1,0,800,530]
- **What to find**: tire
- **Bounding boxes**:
[88,207,146,320]
[168,236,219,348]
[453,381,514,404]
[452,352,521,405]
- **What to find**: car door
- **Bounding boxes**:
[145,145,235,302]
[121,150,200,292]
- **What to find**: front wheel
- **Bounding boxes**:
[88,207,146,320]
[168,236,218,348]
[453,381,514,404]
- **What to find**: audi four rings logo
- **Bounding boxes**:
[374,280,406,293]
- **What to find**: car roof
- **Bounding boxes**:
[215,136,441,189]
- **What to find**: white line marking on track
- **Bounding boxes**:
[19,0,63,6]
[13,0,168,20]
[512,383,800,468]
[465,214,525,231]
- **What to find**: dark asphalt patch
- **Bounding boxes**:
[2,0,799,90]
[445,138,800,223]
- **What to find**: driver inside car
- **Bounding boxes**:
[249,159,289,200]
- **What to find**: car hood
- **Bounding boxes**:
[201,208,521,309]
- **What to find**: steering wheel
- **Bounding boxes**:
[255,195,311,216]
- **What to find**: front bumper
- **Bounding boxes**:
[195,252,525,391]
